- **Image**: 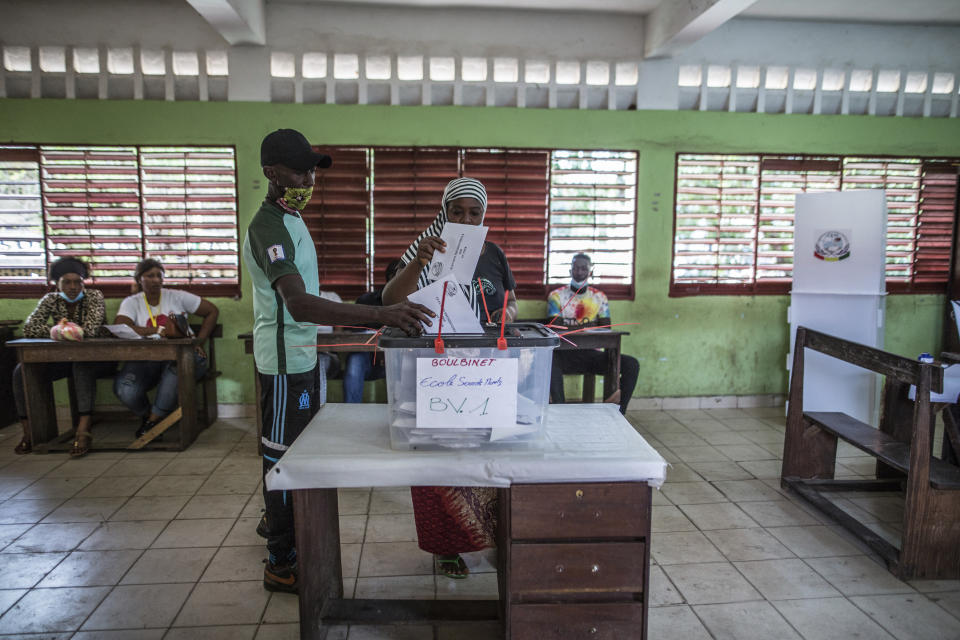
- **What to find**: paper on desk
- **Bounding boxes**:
[407,275,483,335]
[104,324,142,339]
[428,223,488,285]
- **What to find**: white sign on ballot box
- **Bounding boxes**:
[415,357,518,428]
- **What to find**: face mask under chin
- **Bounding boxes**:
[280,186,314,211]
[571,278,589,290]
[59,290,85,304]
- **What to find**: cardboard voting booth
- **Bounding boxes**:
[788,190,888,425]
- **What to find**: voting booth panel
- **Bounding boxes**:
[788,190,888,426]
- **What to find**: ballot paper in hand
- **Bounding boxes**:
[407,275,484,335]
[428,223,488,285]
[104,324,142,340]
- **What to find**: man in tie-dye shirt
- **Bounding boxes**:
[547,253,639,414]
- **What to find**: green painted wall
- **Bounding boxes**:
[1,99,957,403]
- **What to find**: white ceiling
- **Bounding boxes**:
[266,0,661,12]
[267,0,960,24]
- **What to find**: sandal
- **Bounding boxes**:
[13,438,31,455]
[70,432,92,458]
[436,554,469,579]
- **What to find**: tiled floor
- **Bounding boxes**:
[0,406,957,639]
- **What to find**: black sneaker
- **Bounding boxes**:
[263,560,298,593]
[135,418,163,442]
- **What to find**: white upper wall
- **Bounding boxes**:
[2,0,958,115]
[680,18,960,70]
[266,2,645,60]
[3,0,646,60]
[5,1,959,69]
[3,0,225,49]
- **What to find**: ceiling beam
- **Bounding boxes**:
[185,0,266,46]
[644,0,758,58]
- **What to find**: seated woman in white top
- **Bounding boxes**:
[112,258,219,438]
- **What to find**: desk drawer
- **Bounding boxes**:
[511,602,643,639]
[511,483,649,540]
[510,542,645,595]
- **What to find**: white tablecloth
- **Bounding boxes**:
[266,404,667,491]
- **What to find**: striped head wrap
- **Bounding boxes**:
[441,177,487,219]
[400,177,488,266]
[399,177,489,321]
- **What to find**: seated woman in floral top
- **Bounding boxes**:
[13,257,116,457]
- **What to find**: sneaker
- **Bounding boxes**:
[263,560,298,593]
[135,417,163,442]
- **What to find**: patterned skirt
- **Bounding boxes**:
[410,486,497,555]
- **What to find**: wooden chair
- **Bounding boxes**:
[782,326,960,579]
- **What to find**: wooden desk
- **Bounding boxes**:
[556,329,626,402]
[7,336,210,452]
[268,404,666,639]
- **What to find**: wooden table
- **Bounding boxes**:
[7,337,208,452]
[267,403,666,639]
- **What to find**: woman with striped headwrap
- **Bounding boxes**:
[382,177,519,324]
[382,177,519,579]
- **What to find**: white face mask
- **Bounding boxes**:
[571,278,589,290]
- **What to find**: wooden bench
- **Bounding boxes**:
[782,326,960,579]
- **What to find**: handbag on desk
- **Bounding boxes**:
[171,313,193,338]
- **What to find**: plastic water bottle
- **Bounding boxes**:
[918,352,934,364]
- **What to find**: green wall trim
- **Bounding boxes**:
[2,98,957,403]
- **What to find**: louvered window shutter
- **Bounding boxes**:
[0,147,45,295]
[914,162,959,289]
[462,149,550,297]
[140,147,239,295]
[41,146,143,295]
[306,147,371,300]
[372,148,459,283]
[841,157,921,286]
[756,157,841,291]
[671,154,759,294]
[549,150,637,299]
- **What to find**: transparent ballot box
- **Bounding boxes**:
[379,323,558,450]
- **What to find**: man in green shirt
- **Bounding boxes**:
[243,129,432,593]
